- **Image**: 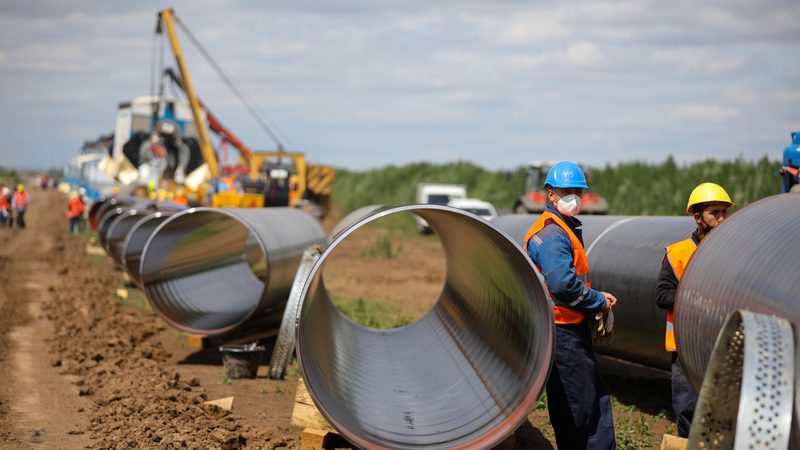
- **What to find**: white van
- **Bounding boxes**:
[416,183,467,233]
[447,198,498,221]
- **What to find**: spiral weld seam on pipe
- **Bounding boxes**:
[674,192,800,441]
[296,205,555,450]
[138,207,326,338]
[121,211,176,288]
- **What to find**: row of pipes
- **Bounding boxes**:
[88,193,800,449]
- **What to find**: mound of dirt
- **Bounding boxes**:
[45,235,289,449]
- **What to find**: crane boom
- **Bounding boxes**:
[156,9,219,178]
[163,68,254,164]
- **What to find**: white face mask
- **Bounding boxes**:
[556,194,582,217]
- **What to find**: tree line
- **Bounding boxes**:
[332,156,781,216]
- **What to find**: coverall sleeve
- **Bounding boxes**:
[655,255,678,310]
[528,232,606,312]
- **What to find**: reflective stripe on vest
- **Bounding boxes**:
[664,238,697,351]
[524,211,590,325]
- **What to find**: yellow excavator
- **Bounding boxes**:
[154,9,334,218]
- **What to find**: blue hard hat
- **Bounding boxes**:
[545,161,589,189]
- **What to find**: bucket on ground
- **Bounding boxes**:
[220,343,265,379]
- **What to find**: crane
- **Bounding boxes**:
[154,10,335,217]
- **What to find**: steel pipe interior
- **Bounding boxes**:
[105,209,152,264]
[122,211,176,288]
[140,207,326,335]
[674,193,800,437]
[493,214,695,370]
[296,205,554,450]
[90,196,135,231]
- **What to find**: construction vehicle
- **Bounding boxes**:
[780,131,800,193]
[152,9,335,217]
[513,162,608,214]
[80,9,332,216]
[161,68,335,217]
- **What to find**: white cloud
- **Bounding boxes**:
[651,47,745,75]
[462,11,571,46]
[558,42,605,67]
[671,103,738,122]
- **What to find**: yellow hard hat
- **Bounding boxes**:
[686,182,734,214]
[17,184,24,191]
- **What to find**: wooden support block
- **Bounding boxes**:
[300,428,330,449]
[292,378,335,432]
[299,428,351,450]
[661,434,688,450]
[185,334,205,350]
[85,244,105,256]
[203,396,234,411]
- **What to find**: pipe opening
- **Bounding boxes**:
[322,211,445,329]
[297,205,553,450]
[140,209,268,334]
[123,212,175,287]
[105,209,151,264]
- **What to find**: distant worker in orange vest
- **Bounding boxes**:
[11,184,31,229]
[66,191,85,234]
[524,161,617,449]
[0,186,10,226]
[655,182,733,438]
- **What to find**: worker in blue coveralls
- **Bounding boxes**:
[524,161,617,449]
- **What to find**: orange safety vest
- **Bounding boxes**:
[0,195,9,209]
[13,191,29,209]
[524,211,591,325]
[172,196,189,206]
[664,239,697,351]
[67,197,84,218]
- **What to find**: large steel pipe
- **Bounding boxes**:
[674,193,800,437]
[140,207,326,336]
[122,211,176,288]
[105,209,153,265]
[493,214,695,370]
[88,197,110,231]
[97,200,154,248]
[89,196,136,231]
[296,205,554,450]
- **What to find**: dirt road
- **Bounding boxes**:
[0,190,673,449]
[0,188,92,448]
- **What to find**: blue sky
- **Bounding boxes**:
[0,1,798,171]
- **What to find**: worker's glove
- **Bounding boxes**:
[590,305,614,343]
